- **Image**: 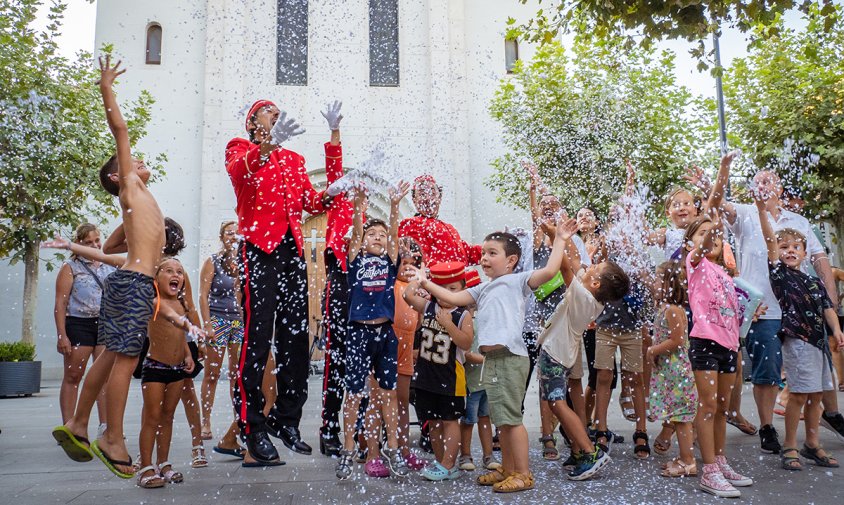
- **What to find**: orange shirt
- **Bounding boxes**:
[393,280,419,340]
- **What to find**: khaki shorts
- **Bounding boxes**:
[482,348,529,427]
[568,345,584,380]
[594,328,643,373]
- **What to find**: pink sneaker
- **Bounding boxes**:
[364,459,390,478]
[715,455,753,487]
[404,452,427,471]
[699,463,741,498]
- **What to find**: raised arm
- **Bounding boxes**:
[754,196,779,263]
[687,211,721,268]
[522,161,544,248]
[402,280,429,314]
[560,229,582,286]
[98,56,134,194]
[707,151,738,225]
[388,181,410,263]
[41,237,125,268]
[348,189,366,263]
[528,217,578,290]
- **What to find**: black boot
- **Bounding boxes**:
[267,420,313,455]
[320,431,342,457]
[243,432,284,467]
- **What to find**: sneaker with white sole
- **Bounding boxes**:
[699,464,741,498]
[821,412,844,443]
[381,447,409,478]
[567,448,610,481]
[716,456,752,487]
[482,455,502,470]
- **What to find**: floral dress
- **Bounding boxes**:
[648,305,697,423]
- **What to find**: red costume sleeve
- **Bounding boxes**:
[464,241,482,266]
[225,138,267,180]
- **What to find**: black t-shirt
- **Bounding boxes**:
[768,261,833,349]
[413,301,467,397]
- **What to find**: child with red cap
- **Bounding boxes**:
[403,262,474,480]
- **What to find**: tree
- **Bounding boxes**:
[722,4,844,255]
[487,37,715,216]
[0,0,158,344]
[509,0,840,71]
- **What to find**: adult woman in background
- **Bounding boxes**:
[54,223,115,434]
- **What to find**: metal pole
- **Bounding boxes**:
[713,30,731,202]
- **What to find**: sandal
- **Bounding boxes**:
[539,435,560,461]
[476,468,508,486]
[91,440,135,479]
[780,448,802,471]
[136,465,165,489]
[619,396,637,422]
[213,444,246,459]
[51,425,93,463]
[660,458,697,477]
[191,445,208,468]
[726,416,758,436]
[653,424,674,455]
[158,461,184,483]
[200,429,212,441]
[493,472,535,493]
[800,444,839,468]
[633,431,650,459]
[838,383,844,393]
[594,430,614,455]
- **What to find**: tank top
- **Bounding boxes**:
[66,258,115,318]
[208,254,241,321]
[413,301,467,397]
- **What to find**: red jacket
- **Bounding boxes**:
[225,138,328,255]
[398,216,482,267]
[322,143,353,270]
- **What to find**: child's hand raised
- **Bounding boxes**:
[389,180,410,206]
[555,216,578,241]
[683,164,711,193]
[97,54,126,88]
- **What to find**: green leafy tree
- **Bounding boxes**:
[488,38,716,216]
[723,4,844,256]
[509,0,839,71]
[0,0,158,344]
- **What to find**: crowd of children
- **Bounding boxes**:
[43,57,844,499]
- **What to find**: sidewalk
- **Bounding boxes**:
[1,377,842,505]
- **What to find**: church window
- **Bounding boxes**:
[369,0,399,87]
[277,0,309,86]
[505,38,519,73]
[145,23,162,65]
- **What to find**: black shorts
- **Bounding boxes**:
[689,337,738,374]
[141,358,187,385]
[414,388,465,422]
[65,316,98,347]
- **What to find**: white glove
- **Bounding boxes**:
[269,111,305,146]
[326,175,357,197]
[321,100,343,131]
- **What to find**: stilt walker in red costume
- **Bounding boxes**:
[398,175,481,267]
[225,100,350,467]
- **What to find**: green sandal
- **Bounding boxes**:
[780,448,802,471]
[91,440,135,479]
[52,425,93,463]
[800,444,839,468]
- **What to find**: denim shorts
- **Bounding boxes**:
[344,321,398,394]
[746,319,783,385]
[461,390,490,425]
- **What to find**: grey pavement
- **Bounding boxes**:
[1,375,843,505]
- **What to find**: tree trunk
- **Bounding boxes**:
[834,212,844,272]
[21,239,39,345]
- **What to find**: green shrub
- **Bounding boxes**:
[0,342,37,362]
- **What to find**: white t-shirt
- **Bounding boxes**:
[728,203,824,320]
[537,272,604,368]
[467,271,532,356]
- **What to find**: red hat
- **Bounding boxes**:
[245,99,276,132]
[464,269,481,288]
[429,261,466,286]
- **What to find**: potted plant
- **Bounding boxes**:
[0,341,41,397]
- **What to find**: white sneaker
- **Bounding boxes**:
[482,455,502,470]
[716,456,753,487]
[458,455,476,471]
[700,465,741,498]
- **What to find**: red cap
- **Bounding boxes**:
[429,261,466,286]
[245,99,276,132]
[464,268,481,288]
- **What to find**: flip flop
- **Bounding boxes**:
[213,445,246,460]
[91,440,135,479]
[52,425,93,462]
[726,416,758,436]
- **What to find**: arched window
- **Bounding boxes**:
[505,38,519,73]
[146,23,162,65]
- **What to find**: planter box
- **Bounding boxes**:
[0,361,41,397]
